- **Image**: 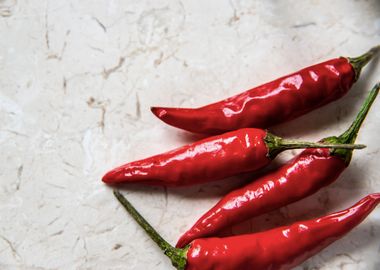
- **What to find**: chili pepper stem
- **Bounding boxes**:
[339,83,379,143]
[325,82,380,164]
[114,190,188,270]
[348,45,380,80]
[265,133,365,159]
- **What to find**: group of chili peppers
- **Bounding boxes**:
[103,45,380,270]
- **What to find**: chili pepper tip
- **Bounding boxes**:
[151,106,168,118]
[102,170,116,183]
[151,106,199,134]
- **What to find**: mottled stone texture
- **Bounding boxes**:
[0,0,380,269]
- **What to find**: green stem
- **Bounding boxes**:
[348,45,380,81]
[326,83,380,164]
[113,190,188,270]
[339,83,379,143]
[265,133,366,159]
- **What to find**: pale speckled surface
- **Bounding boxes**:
[1,0,380,269]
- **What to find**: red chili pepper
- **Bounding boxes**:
[102,129,364,186]
[151,46,379,134]
[176,83,379,247]
[114,190,380,270]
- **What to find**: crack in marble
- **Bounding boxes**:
[72,236,80,251]
[62,77,67,94]
[63,167,75,177]
[88,45,104,53]
[93,226,117,235]
[81,203,100,211]
[172,55,188,68]
[228,0,240,26]
[44,2,50,50]
[47,30,70,61]
[102,57,126,79]
[348,239,360,249]
[92,16,106,32]
[153,52,164,67]
[153,48,179,68]
[0,0,16,17]
[0,235,21,260]
[291,22,316,28]
[121,251,130,258]
[15,164,23,191]
[135,92,141,119]
[62,160,77,169]
[49,230,64,237]
[83,237,88,262]
[336,253,362,264]
[45,182,66,190]
[71,237,89,264]
[87,97,108,132]
[47,217,60,226]
[336,253,363,269]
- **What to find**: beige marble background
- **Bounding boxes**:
[1,0,380,269]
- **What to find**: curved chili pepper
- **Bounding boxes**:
[102,129,364,186]
[176,83,379,247]
[151,45,380,134]
[114,190,380,270]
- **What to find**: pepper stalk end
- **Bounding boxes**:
[113,190,188,270]
[264,132,365,159]
[330,82,380,164]
[347,45,380,81]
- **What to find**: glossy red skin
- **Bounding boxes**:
[151,58,355,134]
[186,193,380,270]
[176,148,347,248]
[102,128,270,186]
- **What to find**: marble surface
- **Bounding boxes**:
[1,0,380,269]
